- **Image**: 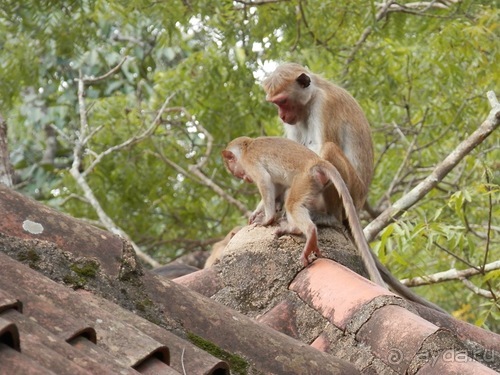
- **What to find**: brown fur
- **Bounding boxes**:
[222,136,384,286]
[263,63,373,220]
[222,136,449,313]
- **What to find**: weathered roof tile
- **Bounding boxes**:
[289,258,394,329]
[0,315,20,350]
[0,289,22,313]
[172,266,223,297]
[2,184,500,374]
[0,184,124,276]
[0,251,225,375]
[76,289,231,375]
[416,350,499,375]
[257,298,302,339]
[356,305,439,373]
[2,308,108,375]
[0,341,56,375]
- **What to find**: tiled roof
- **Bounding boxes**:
[176,226,500,374]
[0,183,499,374]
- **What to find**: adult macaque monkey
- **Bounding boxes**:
[222,136,384,287]
[262,64,448,314]
[262,63,372,223]
[222,136,447,313]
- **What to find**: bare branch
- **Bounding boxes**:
[0,114,13,187]
[424,234,477,269]
[364,91,500,242]
[344,1,461,76]
[343,0,395,76]
[488,90,500,107]
[82,93,176,178]
[461,278,495,299]
[379,0,462,13]
[384,121,423,199]
[70,71,166,268]
[401,260,500,287]
[148,107,252,217]
[189,166,252,217]
[156,149,251,217]
[481,170,494,301]
[49,123,73,143]
[82,56,128,84]
[234,0,290,5]
[82,124,105,146]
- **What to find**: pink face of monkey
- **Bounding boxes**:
[221,149,253,183]
[268,95,298,124]
[265,72,313,126]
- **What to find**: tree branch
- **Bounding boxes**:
[148,107,252,217]
[82,93,175,178]
[364,91,500,242]
[379,0,461,13]
[234,0,290,5]
[342,0,395,76]
[401,260,500,287]
[82,56,128,84]
[0,114,13,188]
[70,66,171,268]
[344,1,462,76]
[460,278,494,299]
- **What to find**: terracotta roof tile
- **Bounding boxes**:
[0,252,228,375]
[143,272,358,374]
[414,304,500,357]
[173,266,223,297]
[152,262,200,279]
[416,350,499,375]
[74,289,230,375]
[2,308,103,374]
[1,184,500,374]
[289,258,395,329]
[0,187,124,277]
[0,289,22,313]
[203,224,500,373]
[0,315,20,350]
[356,305,441,373]
[257,298,302,339]
[0,342,56,375]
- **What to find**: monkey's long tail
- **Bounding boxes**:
[321,164,385,287]
[321,162,447,314]
[374,256,449,314]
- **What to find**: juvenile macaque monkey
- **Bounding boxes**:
[223,136,448,313]
[222,136,385,286]
[263,63,373,223]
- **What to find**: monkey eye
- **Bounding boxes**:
[275,98,287,106]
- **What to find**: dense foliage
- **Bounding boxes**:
[1,0,498,328]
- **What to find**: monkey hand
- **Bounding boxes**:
[249,210,276,226]
[248,209,264,225]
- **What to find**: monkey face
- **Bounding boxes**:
[221,149,253,183]
[270,95,298,124]
[265,74,313,125]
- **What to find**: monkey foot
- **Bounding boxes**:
[300,249,323,267]
[274,228,302,238]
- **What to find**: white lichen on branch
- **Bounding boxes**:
[364,91,500,242]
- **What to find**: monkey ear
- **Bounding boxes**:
[296,73,311,88]
[221,150,235,160]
